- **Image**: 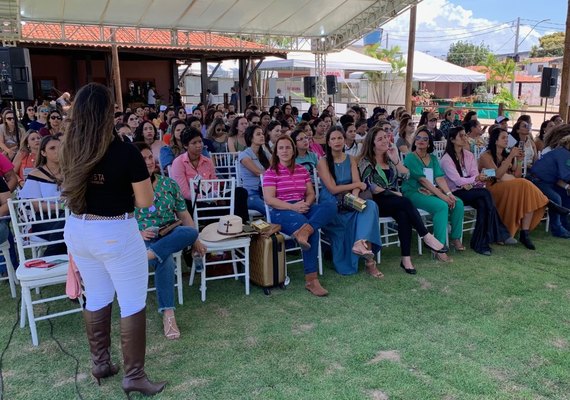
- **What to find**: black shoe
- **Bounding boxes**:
[548,200,570,216]
[519,230,536,250]
[400,262,417,275]
[423,242,449,254]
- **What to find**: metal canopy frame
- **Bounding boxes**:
[1,0,421,108]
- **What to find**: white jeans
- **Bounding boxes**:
[64,216,148,317]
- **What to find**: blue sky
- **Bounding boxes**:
[371,0,568,58]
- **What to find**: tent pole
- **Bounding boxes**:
[110,28,123,110]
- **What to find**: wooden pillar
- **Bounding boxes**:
[558,0,570,121]
[200,57,208,104]
[238,58,248,112]
[85,55,93,83]
[110,28,123,110]
[404,5,417,113]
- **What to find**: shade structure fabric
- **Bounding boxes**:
[405,51,486,83]
[258,49,391,72]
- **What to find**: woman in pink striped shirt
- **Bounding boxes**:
[263,135,336,296]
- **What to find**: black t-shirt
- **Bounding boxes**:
[85,138,149,216]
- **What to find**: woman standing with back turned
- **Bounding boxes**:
[60,83,166,397]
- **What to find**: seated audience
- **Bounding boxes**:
[238,125,271,215]
[402,127,464,262]
[358,127,448,273]
[262,135,336,296]
[317,127,382,277]
[478,128,549,249]
[134,142,205,340]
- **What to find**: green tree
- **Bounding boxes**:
[478,54,516,89]
[446,41,491,67]
[530,32,565,57]
[364,44,406,105]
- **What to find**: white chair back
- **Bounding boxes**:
[190,178,236,229]
[433,140,446,159]
[8,197,69,263]
[211,152,239,180]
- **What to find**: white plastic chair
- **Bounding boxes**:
[188,178,250,301]
[236,159,263,221]
[433,140,446,159]
[8,197,83,346]
[211,152,239,180]
[0,238,18,298]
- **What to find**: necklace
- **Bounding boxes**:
[333,153,345,166]
[415,151,430,167]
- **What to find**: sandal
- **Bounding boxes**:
[450,239,465,251]
[352,240,374,260]
[365,259,384,279]
[434,252,453,263]
[163,314,181,340]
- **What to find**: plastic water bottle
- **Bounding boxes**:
[193,252,204,272]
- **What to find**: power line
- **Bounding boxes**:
[387,23,512,40]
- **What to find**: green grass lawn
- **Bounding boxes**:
[1,227,569,400]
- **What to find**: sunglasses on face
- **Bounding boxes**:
[40,109,49,113]
[50,116,62,120]
[415,135,429,141]
[27,108,34,112]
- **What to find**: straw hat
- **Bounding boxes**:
[199,215,254,242]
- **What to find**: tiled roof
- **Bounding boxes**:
[20,22,282,53]
[465,66,541,83]
[526,57,559,63]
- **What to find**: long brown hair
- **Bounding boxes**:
[60,83,115,213]
[359,126,388,166]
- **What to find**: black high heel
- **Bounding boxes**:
[423,240,449,254]
[400,262,417,275]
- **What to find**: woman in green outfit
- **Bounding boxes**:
[402,126,464,262]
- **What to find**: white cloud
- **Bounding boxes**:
[362,0,544,58]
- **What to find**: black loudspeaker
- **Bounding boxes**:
[303,76,316,97]
[540,67,559,98]
[0,47,33,101]
[326,75,338,95]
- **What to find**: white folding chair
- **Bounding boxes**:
[211,152,239,180]
[8,197,83,346]
[0,237,18,298]
[187,178,250,301]
[236,159,263,221]
[147,251,184,305]
[376,216,400,263]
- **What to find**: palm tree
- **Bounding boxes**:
[364,44,406,105]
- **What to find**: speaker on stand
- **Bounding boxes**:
[0,47,34,101]
[539,67,559,121]
[303,76,316,98]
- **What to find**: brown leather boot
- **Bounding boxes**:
[293,223,314,250]
[83,303,120,385]
[305,272,329,296]
[120,307,166,398]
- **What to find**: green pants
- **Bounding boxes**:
[405,191,464,245]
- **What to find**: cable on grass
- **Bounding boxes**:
[0,298,20,400]
[46,302,85,400]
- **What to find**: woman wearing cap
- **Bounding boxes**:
[425,112,444,141]
[262,135,336,296]
[402,127,465,262]
[358,126,449,274]
[61,83,166,396]
[133,142,205,340]
[439,109,461,139]
[440,127,516,255]
[478,128,549,249]
[317,127,382,277]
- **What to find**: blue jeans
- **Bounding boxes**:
[533,180,570,235]
[246,188,266,215]
[270,202,337,274]
[146,226,198,312]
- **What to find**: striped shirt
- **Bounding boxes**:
[263,163,310,202]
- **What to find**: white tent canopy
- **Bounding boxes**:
[16,0,419,52]
[349,51,487,82]
[406,51,486,83]
[259,49,391,72]
[179,60,240,79]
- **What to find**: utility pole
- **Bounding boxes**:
[559,0,570,120]
[509,17,520,97]
[405,5,417,112]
